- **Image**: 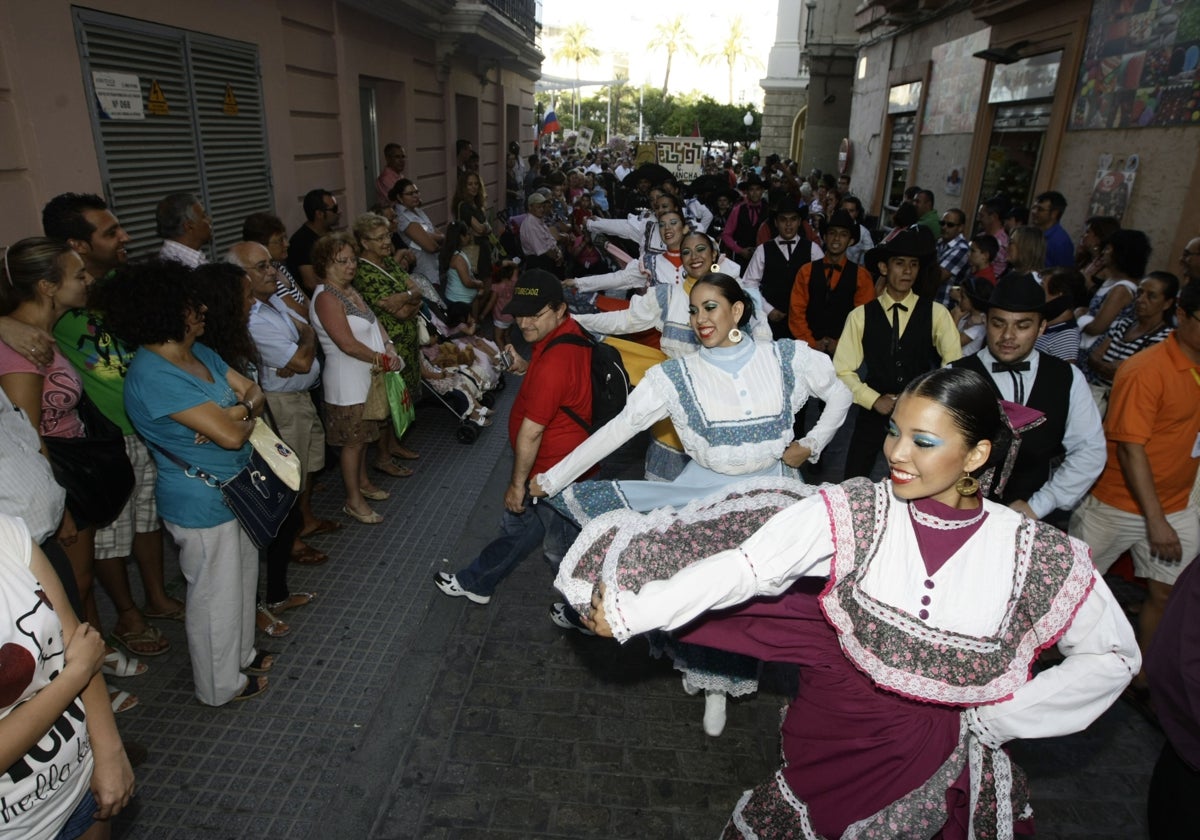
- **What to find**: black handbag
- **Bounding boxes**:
[44,392,135,530]
[146,440,297,550]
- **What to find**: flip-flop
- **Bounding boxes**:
[143,601,186,621]
[108,686,139,714]
[101,648,147,678]
[290,546,329,566]
[256,605,291,638]
[112,625,170,657]
[372,460,413,478]
[266,592,316,614]
[232,675,269,702]
[299,519,343,538]
[244,650,275,675]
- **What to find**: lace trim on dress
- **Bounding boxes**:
[909,501,986,530]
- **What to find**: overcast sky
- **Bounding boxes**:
[538,0,778,106]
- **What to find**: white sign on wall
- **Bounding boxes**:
[92,71,144,120]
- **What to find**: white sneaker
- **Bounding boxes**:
[549,602,595,636]
[433,572,490,605]
[703,691,727,737]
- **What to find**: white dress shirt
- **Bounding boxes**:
[974,346,1106,517]
[742,237,826,317]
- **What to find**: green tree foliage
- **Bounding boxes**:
[701,16,764,105]
[551,22,601,129]
[648,16,693,97]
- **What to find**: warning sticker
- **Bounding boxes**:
[223,83,239,116]
[147,79,169,115]
[92,71,144,120]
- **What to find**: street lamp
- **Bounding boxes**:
[743,110,754,152]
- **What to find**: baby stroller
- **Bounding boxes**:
[416,304,507,444]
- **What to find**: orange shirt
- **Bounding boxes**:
[1093,334,1200,515]
[787,258,877,349]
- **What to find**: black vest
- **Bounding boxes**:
[806,259,861,343]
[732,201,764,249]
[762,241,812,339]
[862,296,939,395]
[952,352,1072,505]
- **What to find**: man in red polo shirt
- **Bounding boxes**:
[435,270,592,604]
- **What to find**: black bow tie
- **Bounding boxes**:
[780,239,796,245]
[992,361,1031,372]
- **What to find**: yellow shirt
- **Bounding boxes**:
[832,290,963,409]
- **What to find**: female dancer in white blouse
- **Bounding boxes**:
[562,367,1137,839]
[532,273,852,735]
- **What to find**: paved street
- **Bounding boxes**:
[104,378,1163,839]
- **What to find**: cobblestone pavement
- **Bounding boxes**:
[104,376,1163,839]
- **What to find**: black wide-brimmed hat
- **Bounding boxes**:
[824,209,861,245]
[975,272,1046,314]
[865,225,936,268]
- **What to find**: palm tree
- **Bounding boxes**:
[552,22,601,129]
[648,16,693,97]
[701,17,764,105]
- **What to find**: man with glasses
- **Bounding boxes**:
[287,188,340,293]
[435,270,592,611]
[935,208,971,305]
[232,241,333,559]
[1180,237,1200,287]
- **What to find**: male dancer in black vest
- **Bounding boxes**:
[834,227,962,478]
[743,201,824,339]
[721,173,768,268]
[951,273,1104,522]
[788,209,876,352]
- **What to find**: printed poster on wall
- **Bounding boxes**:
[922,30,990,135]
[1071,0,1200,129]
[1087,153,1139,222]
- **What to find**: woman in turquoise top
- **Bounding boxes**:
[440,221,494,326]
[96,260,275,706]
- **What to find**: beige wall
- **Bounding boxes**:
[0,0,536,245]
[847,4,1199,260]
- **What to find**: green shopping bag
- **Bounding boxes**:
[385,371,416,438]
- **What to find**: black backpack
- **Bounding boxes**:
[544,331,630,433]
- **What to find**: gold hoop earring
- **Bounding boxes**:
[728,328,744,344]
[955,472,979,497]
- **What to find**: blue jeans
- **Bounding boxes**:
[456,499,578,597]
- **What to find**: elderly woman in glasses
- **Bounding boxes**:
[309,233,403,525]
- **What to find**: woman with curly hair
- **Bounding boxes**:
[92,258,274,704]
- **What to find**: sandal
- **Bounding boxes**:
[256,605,291,638]
[143,599,186,621]
[232,675,269,702]
[391,445,420,460]
[245,650,275,675]
[290,545,329,566]
[372,460,413,478]
[299,519,343,538]
[360,487,391,501]
[108,686,139,714]
[266,592,315,614]
[342,505,383,525]
[112,625,170,657]
[101,647,147,678]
